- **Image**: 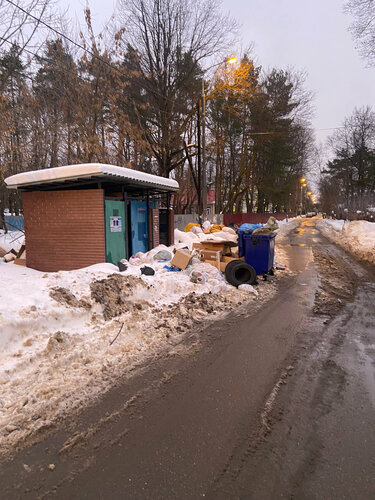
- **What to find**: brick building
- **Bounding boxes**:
[5,164,179,272]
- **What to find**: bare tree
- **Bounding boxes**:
[321,106,375,210]
[345,0,375,65]
[115,0,238,177]
[0,0,56,53]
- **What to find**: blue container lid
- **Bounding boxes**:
[239,232,277,239]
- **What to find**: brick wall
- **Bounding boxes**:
[223,212,296,226]
[23,189,105,272]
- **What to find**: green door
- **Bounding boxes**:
[105,200,126,265]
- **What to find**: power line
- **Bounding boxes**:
[2,2,352,135]
[4,0,113,69]
[315,127,345,131]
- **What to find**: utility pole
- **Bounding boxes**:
[197,100,202,216]
[200,57,236,221]
[201,79,207,220]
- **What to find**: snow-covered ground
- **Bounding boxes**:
[316,219,375,265]
[273,217,300,268]
[0,220,295,454]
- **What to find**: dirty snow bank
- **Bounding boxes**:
[274,217,300,270]
[316,219,375,265]
[0,242,290,455]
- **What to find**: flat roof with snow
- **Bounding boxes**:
[5,163,179,192]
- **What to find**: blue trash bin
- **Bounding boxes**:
[238,232,276,275]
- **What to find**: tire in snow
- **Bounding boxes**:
[225,259,257,287]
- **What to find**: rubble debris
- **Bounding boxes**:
[90,274,147,320]
[3,252,16,263]
[238,284,259,296]
[50,287,91,310]
[5,424,19,434]
[44,331,69,354]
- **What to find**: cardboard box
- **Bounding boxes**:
[171,249,191,270]
[204,256,244,272]
[192,241,235,256]
[14,259,26,266]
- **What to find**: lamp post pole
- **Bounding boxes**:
[300,177,306,215]
[201,79,207,220]
[200,56,236,222]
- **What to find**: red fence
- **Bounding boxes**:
[223,212,296,226]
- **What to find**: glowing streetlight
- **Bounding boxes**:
[299,178,307,214]
[227,56,237,65]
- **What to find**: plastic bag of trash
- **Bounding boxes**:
[252,217,279,235]
[174,228,195,248]
[129,256,143,266]
[118,259,128,272]
[184,222,200,232]
[140,265,155,276]
[190,270,208,284]
[190,256,201,265]
[209,278,229,293]
[153,250,173,261]
[239,223,263,234]
[238,284,259,296]
[191,225,203,235]
[163,265,181,272]
[210,224,224,233]
[222,226,236,235]
[202,220,211,234]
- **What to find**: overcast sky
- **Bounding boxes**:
[62,0,375,149]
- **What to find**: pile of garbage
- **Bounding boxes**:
[0,229,25,265]
[174,217,279,249]
[174,221,238,249]
[117,243,232,294]
[118,216,280,292]
[238,216,279,235]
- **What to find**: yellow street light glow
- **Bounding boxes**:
[302,183,307,187]
[227,57,237,64]
[307,191,312,195]
[300,177,306,183]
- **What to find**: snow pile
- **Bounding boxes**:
[273,217,299,269]
[317,219,375,265]
[0,244,283,454]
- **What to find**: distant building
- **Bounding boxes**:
[175,189,216,215]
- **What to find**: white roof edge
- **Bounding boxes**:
[5,163,179,191]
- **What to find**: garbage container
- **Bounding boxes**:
[238,232,276,275]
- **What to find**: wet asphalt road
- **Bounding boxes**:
[1,218,374,500]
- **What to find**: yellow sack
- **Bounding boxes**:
[210,224,224,233]
[184,222,200,232]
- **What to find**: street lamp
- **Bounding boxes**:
[299,178,306,215]
[202,56,237,219]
